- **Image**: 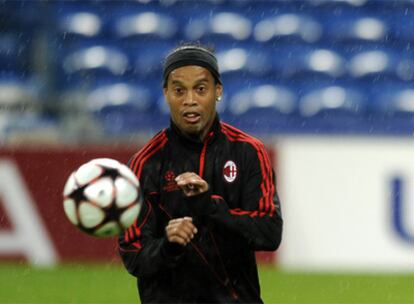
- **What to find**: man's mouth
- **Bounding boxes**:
[183,112,201,124]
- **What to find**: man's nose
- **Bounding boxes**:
[183,91,197,106]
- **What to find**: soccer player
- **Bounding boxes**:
[118,43,283,303]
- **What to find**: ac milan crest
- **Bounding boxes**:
[223,160,237,183]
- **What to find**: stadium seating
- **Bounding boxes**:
[184,11,253,44]
[55,8,104,39]
[270,45,347,80]
[386,8,414,43]
[225,83,297,131]
[2,0,414,138]
[61,45,129,77]
[85,81,158,134]
[122,39,175,80]
[346,46,402,82]
[215,44,273,77]
[112,11,178,41]
[319,12,388,45]
[0,75,41,109]
[253,13,323,45]
[297,81,369,133]
[0,32,32,73]
[0,73,60,141]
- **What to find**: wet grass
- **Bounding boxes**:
[260,267,414,303]
[0,263,137,304]
[1,263,414,303]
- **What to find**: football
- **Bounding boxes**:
[63,158,142,237]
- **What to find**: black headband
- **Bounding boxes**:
[163,46,222,87]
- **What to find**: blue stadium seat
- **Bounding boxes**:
[0,0,42,31]
[0,32,31,73]
[50,2,110,52]
[82,81,158,134]
[298,83,367,117]
[395,53,414,82]
[223,82,298,133]
[215,44,273,78]
[184,11,253,44]
[346,46,402,82]
[253,13,322,45]
[123,39,175,80]
[1,112,59,142]
[228,84,297,115]
[0,74,55,140]
[308,0,371,8]
[112,11,179,41]
[110,6,180,78]
[85,82,153,113]
[386,8,414,44]
[0,74,42,109]
[370,82,414,115]
[367,81,414,134]
[270,45,347,80]
[297,81,369,133]
[60,45,129,82]
[320,12,388,45]
[220,74,272,103]
[55,8,104,39]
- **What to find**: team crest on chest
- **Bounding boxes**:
[223,160,237,183]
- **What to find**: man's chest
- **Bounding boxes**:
[158,146,243,210]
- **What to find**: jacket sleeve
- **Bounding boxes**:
[118,144,185,278]
[190,142,283,251]
[118,193,184,277]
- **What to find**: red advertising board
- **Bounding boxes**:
[0,146,138,264]
[0,145,276,265]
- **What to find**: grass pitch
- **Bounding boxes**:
[1,263,414,303]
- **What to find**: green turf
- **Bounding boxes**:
[259,267,414,304]
[0,263,137,304]
[1,263,414,303]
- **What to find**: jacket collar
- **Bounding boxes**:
[169,114,221,150]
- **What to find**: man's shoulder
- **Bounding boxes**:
[128,129,169,169]
[219,122,265,149]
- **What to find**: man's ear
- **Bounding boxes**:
[163,87,171,107]
[163,87,170,102]
[216,84,223,100]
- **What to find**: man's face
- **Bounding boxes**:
[163,65,222,141]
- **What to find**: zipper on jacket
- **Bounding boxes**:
[198,131,213,178]
[195,131,240,301]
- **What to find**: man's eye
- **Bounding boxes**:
[175,88,183,94]
[197,86,206,93]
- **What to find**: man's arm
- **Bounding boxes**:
[118,192,198,277]
[118,193,170,277]
[208,171,282,251]
[176,144,282,251]
[118,141,197,278]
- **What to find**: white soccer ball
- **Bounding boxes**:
[62,158,142,237]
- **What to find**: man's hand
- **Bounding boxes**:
[165,217,198,246]
[175,172,209,197]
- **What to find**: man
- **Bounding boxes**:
[118,43,283,303]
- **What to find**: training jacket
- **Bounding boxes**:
[118,116,283,303]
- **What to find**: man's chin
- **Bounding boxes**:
[183,124,201,133]
[181,125,204,138]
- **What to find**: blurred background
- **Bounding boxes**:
[1,0,414,303]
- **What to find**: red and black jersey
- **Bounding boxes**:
[118,116,283,304]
